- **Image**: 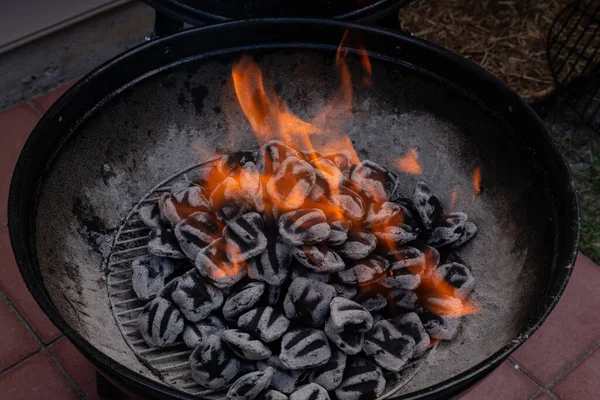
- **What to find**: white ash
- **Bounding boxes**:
[129,141,480,396]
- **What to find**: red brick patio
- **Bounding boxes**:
[0,83,598,399]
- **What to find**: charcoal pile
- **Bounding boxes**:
[132,140,478,399]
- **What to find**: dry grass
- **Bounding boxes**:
[399,0,569,101]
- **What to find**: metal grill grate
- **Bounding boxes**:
[105,161,221,397]
[548,0,600,131]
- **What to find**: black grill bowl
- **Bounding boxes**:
[8,19,579,399]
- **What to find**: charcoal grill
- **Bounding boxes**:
[8,16,579,400]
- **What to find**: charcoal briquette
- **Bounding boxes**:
[363,320,416,372]
[323,150,354,180]
[290,267,331,283]
[239,161,266,213]
[388,312,431,357]
[372,221,418,247]
[334,231,377,260]
[309,347,346,391]
[350,160,397,202]
[334,357,386,400]
[190,334,241,389]
[257,390,288,400]
[326,220,351,246]
[292,245,345,273]
[222,329,272,360]
[353,291,387,313]
[422,295,463,317]
[420,310,461,340]
[289,383,330,400]
[279,328,332,370]
[329,297,373,333]
[332,283,358,299]
[238,306,290,343]
[377,269,421,290]
[386,289,419,314]
[148,227,185,259]
[258,140,301,174]
[413,180,443,230]
[324,186,365,221]
[170,269,224,322]
[183,315,228,348]
[138,297,184,348]
[364,201,409,228]
[427,212,468,248]
[265,284,283,305]
[210,177,253,221]
[248,238,293,285]
[324,318,364,355]
[283,277,336,327]
[337,256,389,286]
[159,185,210,226]
[217,151,257,176]
[227,367,274,400]
[436,262,475,299]
[387,246,426,276]
[174,211,222,260]
[222,281,266,321]
[138,203,162,228]
[131,255,175,300]
[308,158,345,201]
[278,209,330,246]
[450,221,478,248]
[196,238,247,288]
[257,356,303,394]
[223,212,268,262]
[266,157,316,209]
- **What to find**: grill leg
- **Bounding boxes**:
[96,372,128,400]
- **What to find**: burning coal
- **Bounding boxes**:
[129,51,480,399]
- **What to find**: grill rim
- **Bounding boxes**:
[8,18,580,400]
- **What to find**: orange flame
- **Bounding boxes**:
[473,167,482,195]
[395,148,422,175]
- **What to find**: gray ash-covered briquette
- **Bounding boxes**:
[279,328,332,370]
[190,334,241,389]
[278,209,331,246]
[353,291,387,313]
[324,318,364,355]
[131,255,175,300]
[420,310,461,340]
[308,347,346,391]
[386,246,426,273]
[372,219,418,247]
[388,312,430,358]
[159,184,211,226]
[248,236,293,286]
[326,220,351,246]
[329,297,373,333]
[222,212,268,263]
[196,238,247,288]
[258,140,301,174]
[350,160,398,202]
[222,281,265,321]
[174,211,222,260]
[257,390,288,400]
[217,151,258,177]
[413,180,443,230]
[386,289,420,314]
[170,269,223,322]
[289,383,330,400]
[257,356,304,394]
[148,226,185,259]
[283,277,335,327]
[266,157,316,209]
[238,161,266,213]
[182,315,227,348]
[138,202,162,228]
[138,297,184,348]
[363,320,416,372]
[318,186,365,222]
[227,367,274,400]
[237,306,290,343]
[322,150,353,180]
[451,221,478,248]
[334,357,386,400]
[337,256,389,286]
[436,262,475,299]
[332,283,358,299]
[290,266,331,283]
[292,245,345,273]
[427,212,468,248]
[334,231,377,260]
[221,329,272,361]
[307,158,344,202]
[378,267,421,290]
[364,201,408,228]
[210,177,253,221]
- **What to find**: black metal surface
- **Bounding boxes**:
[548,0,600,132]
[143,0,414,24]
[9,19,579,400]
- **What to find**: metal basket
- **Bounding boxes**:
[548,0,600,131]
